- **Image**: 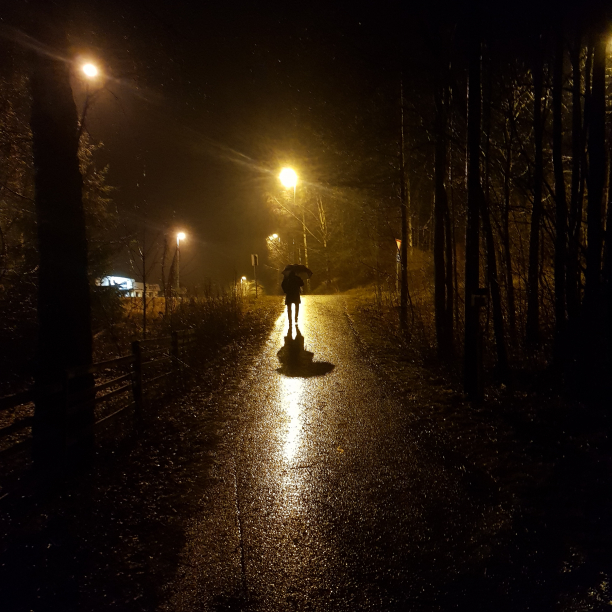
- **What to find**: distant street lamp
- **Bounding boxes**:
[176,232,186,291]
[279,167,309,288]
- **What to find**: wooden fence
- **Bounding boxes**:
[0,329,196,461]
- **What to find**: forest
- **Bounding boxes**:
[262,0,612,402]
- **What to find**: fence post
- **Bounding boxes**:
[171,331,180,389]
[132,340,143,422]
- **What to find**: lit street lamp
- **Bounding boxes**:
[176,232,186,291]
[82,63,99,78]
[78,60,102,140]
[279,168,297,190]
[279,167,309,289]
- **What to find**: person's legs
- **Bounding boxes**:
[295,303,300,322]
[287,303,292,323]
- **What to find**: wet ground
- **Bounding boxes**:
[2,296,612,610]
[165,297,505,610]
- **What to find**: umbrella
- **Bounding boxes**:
[282,264,313,279]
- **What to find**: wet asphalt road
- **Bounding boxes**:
[165,296,501,611]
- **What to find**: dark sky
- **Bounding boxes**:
[2,0,595,286]
[54,0,401,287]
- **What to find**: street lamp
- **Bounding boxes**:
[176,232,186,291]
[82,63,99,78]
[279,168,297,189]
[279,168,308,288]
[78,61,101,140]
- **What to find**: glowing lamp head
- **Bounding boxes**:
[82,63,98,78]
[270,233,279,240]
[177,232,186,241]
[279,168,297,189]
[241,276,247,281]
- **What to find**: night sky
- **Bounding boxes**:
[38,0,401,287]
[2,0,556,286]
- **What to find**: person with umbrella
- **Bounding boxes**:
[281,264,311,324]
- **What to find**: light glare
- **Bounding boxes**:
[82,63,98,78]
[279,168,297,188]
[177,232,186,241]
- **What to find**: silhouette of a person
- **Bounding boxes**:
[281,270,304,324]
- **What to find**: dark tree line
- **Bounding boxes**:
[388,1,612,399]
[262,1,612,400]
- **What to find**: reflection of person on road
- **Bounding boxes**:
[281,269,304,324]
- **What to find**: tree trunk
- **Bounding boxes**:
[316,195,332,286]
[444,190,454,350]
[567,31,583,321]
[31,9,94,466]
[481,189,508,376]
[502,111,517,339]
[434,83,452,356]
[526,50,544,345]
[605,146,612,289]
[581,26,607,401]
[552,31,567,363]
[482,58,507,377]
[464,16,481,398]
[400,75,409,329]
[585,31,605,306]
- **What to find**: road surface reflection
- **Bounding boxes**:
[276,303,334,462]
[281,375,303,461]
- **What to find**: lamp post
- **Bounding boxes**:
[279,168,309,289]
[79,61,101,140]
[176,232,186,292]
